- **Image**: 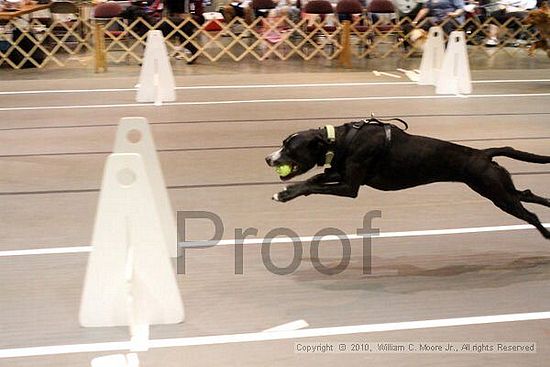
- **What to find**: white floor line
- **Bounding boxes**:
[0,79,549,96]
[185,223,550,248]
[376,71,402,79]
[1,311,549,359]
[262,320,309,332]
[1,92,550,112]
[0,246,92,257]
[0,88,136,96]
[1,223,548,257]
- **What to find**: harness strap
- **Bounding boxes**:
[358,116,409,131]
[324,124,336,166]
[383,124,392,151]
[323,116,405,167]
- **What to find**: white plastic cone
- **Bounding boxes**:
[436,30,472,95]
[79,153,184,328]
[114,117,177,258]
[418,26,445,86]
[136,30,176,104]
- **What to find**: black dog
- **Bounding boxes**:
[265,118,550,239]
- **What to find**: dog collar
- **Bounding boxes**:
[324,125,336,166]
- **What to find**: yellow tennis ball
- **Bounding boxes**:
[276,164,292,177]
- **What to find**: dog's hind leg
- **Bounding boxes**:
[517,189,550,208]
[496,200,549,239]
[499,190,549,237]
[468,164,550,239]
[473,184,550,239]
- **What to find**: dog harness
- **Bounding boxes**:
[323,116,409,167]
[324,124,336,166]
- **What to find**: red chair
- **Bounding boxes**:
[366,0,402,51]
[336,0,367,30]
[336,0,368,54]
[92,2,125,44]
[92,2,128,66]
[93,2,123,19]
[367,0,396,31]
[336,0,363,21]
[92,1,124,38]
[301,0,338,55]
[366,0,396,13]
[304,0,334,14]
[303,0,336,32]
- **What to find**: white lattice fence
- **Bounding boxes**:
[0,13,543,70]
[0,17,94,69]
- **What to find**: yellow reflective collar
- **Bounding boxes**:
[325,125,335,166]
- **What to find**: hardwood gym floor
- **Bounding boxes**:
[0,69,549,366]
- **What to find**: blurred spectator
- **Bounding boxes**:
[393,0,425,20]
[219,0,254,24]
[164,0,205,23]
[394,0,425,50]
[164,0,205,62]
[482,0,537,46]
[400,0,464,49]
[275,0,301,22]
[410,0,466,34]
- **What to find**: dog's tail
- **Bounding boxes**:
[484,147,550,164]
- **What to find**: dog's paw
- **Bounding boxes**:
[272,187,295,203]
[271,187,292,201]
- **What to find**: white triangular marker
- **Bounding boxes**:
[79,153,184,328]
[436,31,472,95]
[136,30,176,104]
[114,117,177,258]
[418,26,445,86]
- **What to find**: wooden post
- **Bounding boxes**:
[94,22,107,73]
[339,20,352,68]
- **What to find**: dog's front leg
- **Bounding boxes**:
[273,162,366,202]
[273,170,342,202]
[306,169,342,184]
[273,181,360,202]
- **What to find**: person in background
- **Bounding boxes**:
[274,0,301,22]
[482,0,537,46]
[394,0,426,50]
[164,0,205,62]
[410,0,466,34]
[394,0,426,20]
[219,0,254,24]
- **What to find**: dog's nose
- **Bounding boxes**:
[265,148,282,167]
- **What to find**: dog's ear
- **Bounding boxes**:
[309,132,330,166]
[309,131,328,149]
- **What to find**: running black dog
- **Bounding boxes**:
[265,119,550,239]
